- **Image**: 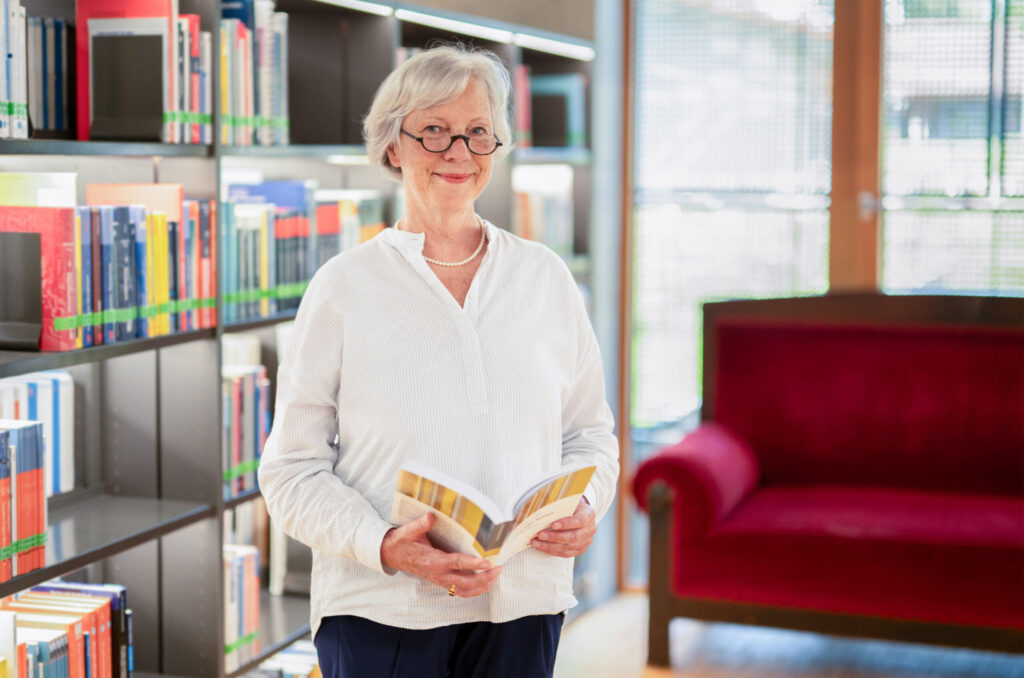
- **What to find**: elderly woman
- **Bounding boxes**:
[258,44,619,677]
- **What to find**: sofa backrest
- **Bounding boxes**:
[704,294,1024,497]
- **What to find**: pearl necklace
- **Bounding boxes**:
[396,216,488,267]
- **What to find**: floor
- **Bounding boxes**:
[553,594,1024,678]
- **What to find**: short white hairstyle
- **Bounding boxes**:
[363,43,513,180]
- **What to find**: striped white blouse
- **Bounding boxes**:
[258,220,620,638]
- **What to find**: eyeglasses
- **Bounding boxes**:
[400,128,503,156]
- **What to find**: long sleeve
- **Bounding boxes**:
[257,266,393,574]
[560,270,621,524]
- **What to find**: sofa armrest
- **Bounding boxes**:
[632,423,761,541]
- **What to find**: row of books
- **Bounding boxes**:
[221,1,290,146]
[222,333,271,501]
[0,173,217,352]
[223,544,260,673]
[221,181,385,323]
[245,640,320,678]
[5,0,293,144]
[513,65,588,149]
[25,15,70,136]
[0,580,132,678]
[0,420,45,581]
[0,371,74,499]
[0,1,28,139]
[512,164,575,259]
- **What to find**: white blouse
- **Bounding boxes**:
[258,220,620,638]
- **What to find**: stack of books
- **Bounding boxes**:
[0,370,74,499]
[0,581,132,678]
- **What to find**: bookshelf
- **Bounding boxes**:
[1,1,598,675]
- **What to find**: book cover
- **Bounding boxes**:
[76,0,180,142]
[390,461,596,565]
[0,206,78,351]
[529,73,587,148]
[0,232,43,350]
[0,172,76,208]
[87,17,168,142]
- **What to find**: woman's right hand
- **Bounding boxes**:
[380,513,502,598]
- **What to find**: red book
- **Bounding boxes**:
[76,0,179,141]
[0,430,12,582]
[183,14,201,143]
[0,207,77,351]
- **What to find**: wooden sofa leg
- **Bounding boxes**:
[647,485,674,667]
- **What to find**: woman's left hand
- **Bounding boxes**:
[530,497,596,558]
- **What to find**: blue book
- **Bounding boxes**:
[167,216,179,333]
[227,180,317,279]
[131,205,149,339]
[99,206,117,344]
[54,18,64,130]
[0,429,10,579]
[77,206,94,347]
[183,202,195,331]
[0,419,45,575]
[222,202,236,324]
[40,19,49,129]
[112,206,137,342]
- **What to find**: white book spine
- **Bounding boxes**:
[200,30,211,144]
[275,12,288,145]
[1,6,13,139]
[12,3,27,138]
[255,0,272,146]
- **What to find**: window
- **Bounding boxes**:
[630,0,834,585]
[882,0,1024,294]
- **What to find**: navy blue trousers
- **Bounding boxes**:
[314,613,564,678]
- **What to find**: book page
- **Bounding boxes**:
[390,468,513,559]
[494,465,596,565]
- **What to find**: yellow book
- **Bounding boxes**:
[153,211,170,336]
[146,212,157,336]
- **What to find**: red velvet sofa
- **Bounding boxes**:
[633,294,1024,665]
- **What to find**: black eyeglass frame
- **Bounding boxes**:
[399,128,503,156]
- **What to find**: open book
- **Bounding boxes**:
[389,461,597,565]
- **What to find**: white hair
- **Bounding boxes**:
[363,43,514,180]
